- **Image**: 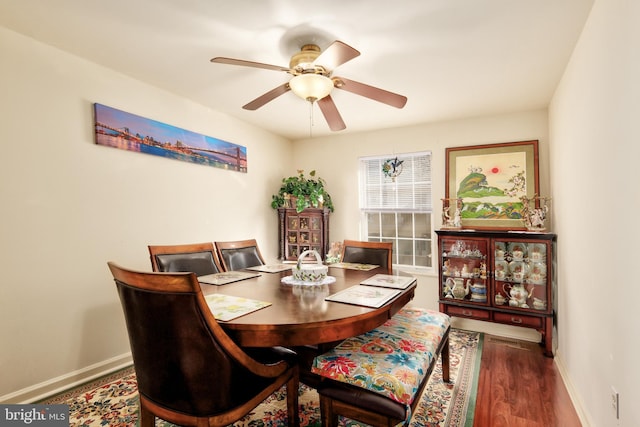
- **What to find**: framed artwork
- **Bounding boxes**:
[94,103,247,172]
[445,140,539,230]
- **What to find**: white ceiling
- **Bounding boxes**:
[0,0,594,140]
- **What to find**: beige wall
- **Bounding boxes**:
[0,26,292,399]
[549,0,640,426]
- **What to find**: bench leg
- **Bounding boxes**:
[441,334,450,383]
[319,395,339,427]
[287,370,300,427]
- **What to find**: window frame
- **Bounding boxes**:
[358,152,434,270]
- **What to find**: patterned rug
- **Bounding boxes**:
[41,329,482,427]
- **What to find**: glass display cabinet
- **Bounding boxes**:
[436,229,557,356]
[278,208,330,261]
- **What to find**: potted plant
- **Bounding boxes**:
[271,170,334,213]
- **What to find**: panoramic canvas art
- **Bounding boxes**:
[94,103,247,172]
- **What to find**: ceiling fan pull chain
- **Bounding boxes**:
[309,101,314,138]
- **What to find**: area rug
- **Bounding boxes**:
[41,329,482,427]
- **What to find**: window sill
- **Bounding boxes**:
[394,266,437,278]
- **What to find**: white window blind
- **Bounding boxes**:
[360,152,432,212]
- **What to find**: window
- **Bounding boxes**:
[359,152,433,268]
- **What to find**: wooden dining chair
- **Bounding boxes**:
[341,240,393,272]
[215,239,266,271]
[148,242,223,276]
[107,262,300,427]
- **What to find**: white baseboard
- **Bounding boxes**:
[554,350,592,427]
[0,352,133,404]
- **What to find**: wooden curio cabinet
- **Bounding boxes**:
[436,229,557,357]
[278,208,330,261]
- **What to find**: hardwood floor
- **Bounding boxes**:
[473,335,582,427]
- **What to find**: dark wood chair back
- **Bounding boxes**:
[341,240,393,273]
[215,239,265,271]
[148,242,222,276]
[107,262,299,427]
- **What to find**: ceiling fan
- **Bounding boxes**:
[210,41,408,131]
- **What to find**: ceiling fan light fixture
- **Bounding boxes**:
[289,74,333,102]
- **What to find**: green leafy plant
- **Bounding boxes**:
[271,170,334,213]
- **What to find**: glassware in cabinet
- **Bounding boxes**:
[525,242,549,311]
[492,239,550,312]
[440,237,488,304]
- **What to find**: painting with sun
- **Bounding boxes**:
[445,140,539,230]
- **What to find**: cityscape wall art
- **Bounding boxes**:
[94,103,247,172]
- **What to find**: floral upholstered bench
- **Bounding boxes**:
[311,307,450,427]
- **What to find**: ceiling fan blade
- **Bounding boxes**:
[314,41,360,70]
[210,57,290,72]
[317,96,346,131]
[242,83,291,110]
[333,76,407,108]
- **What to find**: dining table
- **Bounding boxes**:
[199,265,416,348]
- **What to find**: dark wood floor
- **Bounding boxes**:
[473,335,582,427]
